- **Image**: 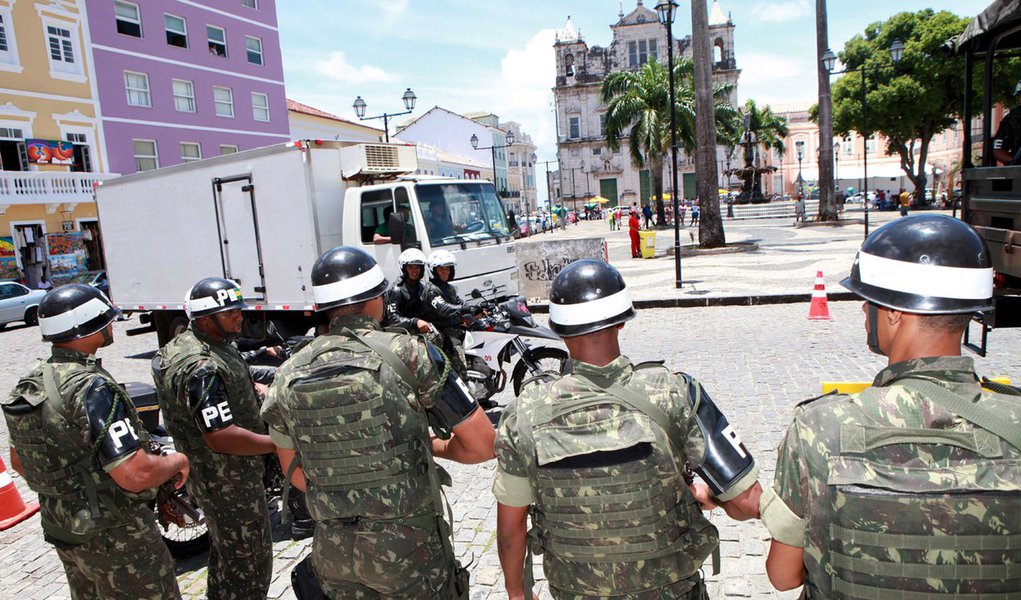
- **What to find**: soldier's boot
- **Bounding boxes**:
[289,492,315,540]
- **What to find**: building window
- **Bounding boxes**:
[242,0,259,8]
[172,79,195,112]
[592,147,601,156]
[0,14,8,52]
[46,24,79,73]
[180,142,201,162]
[245,36,263,65]
[569,117,580,139]
[133,139,158,171]
[164,14,187,48]
[207,25,227,57]
[213,86,234,117]
[865,136,876,155]
[0,10,20,70]
[124,71,151,107]
[251,92,269,122]
[628,39,656,68]
[114,1,142,37]
[219,144,238,155]
[599,114,607,134]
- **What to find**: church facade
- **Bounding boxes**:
[552,1,739,208]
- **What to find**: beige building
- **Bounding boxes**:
[287,99,385,143]
[553,0,739,209]
[501,121,538,217]
[0,0,114,285]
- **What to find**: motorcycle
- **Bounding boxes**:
[462,292,568,402]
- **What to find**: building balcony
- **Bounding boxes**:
[0,170,118,208]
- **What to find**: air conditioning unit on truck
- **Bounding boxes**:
[954,1,1021,355]
[94,140,519,346]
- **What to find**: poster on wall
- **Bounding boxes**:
[45,232,87,281]
[26,139,75,165]
[0,236,19,281]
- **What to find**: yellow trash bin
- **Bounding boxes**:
[639,230,656,259]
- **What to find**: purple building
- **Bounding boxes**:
[87,0,289,174]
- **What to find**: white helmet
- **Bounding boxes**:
[399,248,427,267]
[428,249,457,281]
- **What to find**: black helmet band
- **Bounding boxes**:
[313,264,386,308]
[39,296,119,342]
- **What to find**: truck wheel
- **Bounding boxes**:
[511,347,568,397]
[24,307,38,327]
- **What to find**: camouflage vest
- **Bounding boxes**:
[153,328,264,459]
[279,328,440,522]
[1,352,153,545]
[515,363,716,596]
[817,379,1021,599]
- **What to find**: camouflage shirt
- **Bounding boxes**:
[494,356,755,597]
[765,356,1021,598]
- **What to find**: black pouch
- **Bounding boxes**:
[291,555,328,600]
[451,560,470,600]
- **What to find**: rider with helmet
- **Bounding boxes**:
[384,247,436,335]
[151,277,274,600]
[261,246,494,598]
[422,249,476,381]
[493,259,762,599]
[2,285,188,599]
[762,214,1021,596]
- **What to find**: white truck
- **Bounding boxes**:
[94,140,519,346]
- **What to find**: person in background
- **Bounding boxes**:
[628,209,641,258]
[37,273,53,290]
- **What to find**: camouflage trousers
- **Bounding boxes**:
[55,503,182,600]
[548,572,708,600]
[189,457,273,600]
[311,516,455,599]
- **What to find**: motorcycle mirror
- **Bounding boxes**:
[470,289,483,299]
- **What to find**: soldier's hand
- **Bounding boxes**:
[417,319,433,333]
[171,453,190,490]
[689,483,719,511]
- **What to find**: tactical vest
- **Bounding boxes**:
[818,380,1021,599]
[515,365,717,596]
[280,329,440,522]
[1,356,153,545]
[153,329,265,459]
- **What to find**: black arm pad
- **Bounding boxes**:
[685,376,755,497]
[424,342,478,437]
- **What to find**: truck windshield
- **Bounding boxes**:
[416,183,511,246]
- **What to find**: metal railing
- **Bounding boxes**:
[0,171,117,205]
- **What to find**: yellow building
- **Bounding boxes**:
[0,0,113,286]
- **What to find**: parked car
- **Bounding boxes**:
[848,191,877,205]
[65,270,110,297]
[0,281,46,330]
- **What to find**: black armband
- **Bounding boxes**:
[84,378,140,465]
[187,370,234,432]
[686,377,755,497]
[424,342,477,437]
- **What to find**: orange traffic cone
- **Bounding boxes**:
[808,271,832,321]
[0,455,39,530]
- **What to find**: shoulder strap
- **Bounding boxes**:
[344,329,418,392]
[904,378,1021,452]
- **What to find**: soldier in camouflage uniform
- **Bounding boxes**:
[151,278,273,600]
[261,246,495,599]
[761,214,1021,597]
[494,260,763,600]
[2,284,188,600]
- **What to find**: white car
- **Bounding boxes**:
[0,281,46,330]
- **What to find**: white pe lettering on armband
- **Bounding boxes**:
[108,419,139,450]
[201,400,233,429]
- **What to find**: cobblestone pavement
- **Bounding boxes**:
[1,300,1019,599]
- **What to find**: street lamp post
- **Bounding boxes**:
[470,131,515,195]
[795,140,805,198]
[656,0,682,289]
[351,88,417,143]
[822,39,904,239]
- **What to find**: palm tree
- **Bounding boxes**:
[740,99,789,200]
[600,57,740,224]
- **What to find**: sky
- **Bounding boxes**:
[277,0,985,167]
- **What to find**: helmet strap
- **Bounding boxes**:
[100,324,114,348]
[866,302,885,356]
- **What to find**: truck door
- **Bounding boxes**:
[212,175,267,302]
[357,187,420,276]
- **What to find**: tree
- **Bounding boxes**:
[829,10,1017,199]
[601,58,739,237]
[739,100,789,199]
[815,0,836,220]
[692,0,726,248]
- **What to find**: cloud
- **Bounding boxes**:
[380,0,410,15]
[738,52,816,107]
[752,0,812,23]
[312,51,397,84]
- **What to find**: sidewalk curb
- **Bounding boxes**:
[530,292,859,313]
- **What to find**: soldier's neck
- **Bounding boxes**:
[564,329,621,367]
[53,338,102,356]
